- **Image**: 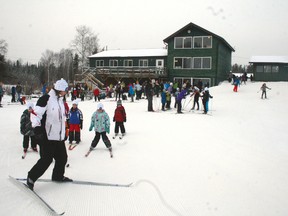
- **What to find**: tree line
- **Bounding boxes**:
[0,25,100,92]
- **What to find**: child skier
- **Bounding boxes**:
[260,83,271,99]
[113,100,127,138]
[88,103,113,157]
[67,100,83,144]
[201,87,213,114]
[161,89,167,111]
[20,102,38,153]
[190,86,200,110]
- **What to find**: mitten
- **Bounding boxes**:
[89,125,93,131]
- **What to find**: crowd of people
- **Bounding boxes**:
[0,75,272,190]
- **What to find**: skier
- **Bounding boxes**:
[190,86,200,110]
[260,83,271,99]
[146,80,154,112]
[88,103,112,155]
[113,100,126,138]
[173,87,180,108]
[233,77,240,92]
[201,87,213,114]
[20,102,38,153]
[161,89,167,111]
[67,100,83,144]
[93,87,100,102]
[176,87,188,114]
[26,78,72,190]
[128,83,135,102]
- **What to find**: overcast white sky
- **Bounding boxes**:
[1,0,287,65]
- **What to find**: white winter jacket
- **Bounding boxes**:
[31,89,66,141]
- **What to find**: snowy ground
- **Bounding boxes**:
[0,81,288,216]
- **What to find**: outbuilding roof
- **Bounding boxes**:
[249,56,288,63]
[89,49,167,58]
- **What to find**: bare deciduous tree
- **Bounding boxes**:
[70,25,100,71]
[40,50,56,87]
[0,39,8,56]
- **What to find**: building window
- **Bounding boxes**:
[183,58,192,69]
[174,57,211,69]
[264,66,272,73]
[96,60,104,67]
[139,59,148,67]
[193,58,202,69]
[256,66,263,72]
[124,60,133,67]
[174,37,192,49]
[256,65,279,73]
[272,66,279,73]
[193,36,212,49]
[174,58,183,68]
[202,57,212,69]
[109,60,118,67]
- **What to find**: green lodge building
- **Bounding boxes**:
[88,22,234,87]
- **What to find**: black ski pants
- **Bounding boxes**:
[28,140,68,182]
[114,122,125,134]
[91,131,111,149]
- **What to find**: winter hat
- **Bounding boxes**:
[97,103,104,110]
[27,102,34,109]
[54,78,68,91]
[194,86,199,91]
[117,100,122,105]
[204,87,209,91]
[72,100,78,106]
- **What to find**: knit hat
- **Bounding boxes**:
[97,103,104,110]
[27,102,34,109]
[194,86,199,91]
[54,78,68,91]
[204,87,209,91]
[117,100,122,105]
[72,100,78,106]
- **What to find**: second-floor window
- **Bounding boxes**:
[109,60,118,67]
[139,59,148,67]
[96,60,104,67]
[174,57,211,69]
[174,37,192,49]
[193,36,212,49]
[124,60,133,67]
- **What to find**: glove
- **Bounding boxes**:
[89,126,93,131]
[34,126,44,141]
[80,124,83,130]
[113,117,115,122]
[106,126,110,134]
[124,118,126,122]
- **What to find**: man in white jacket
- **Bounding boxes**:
[27,79,72,190]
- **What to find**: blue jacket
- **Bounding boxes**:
[161,91,167,104]
[68,108,83,124]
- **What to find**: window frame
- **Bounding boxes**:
[109,59,118,67]
[96,60,104,67]
[124,59,133,67]
[139,59,148,67]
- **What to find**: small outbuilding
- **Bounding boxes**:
[249,56,288,81]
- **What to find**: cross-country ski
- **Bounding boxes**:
[16,178,133,188]
[9,176,65,215]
